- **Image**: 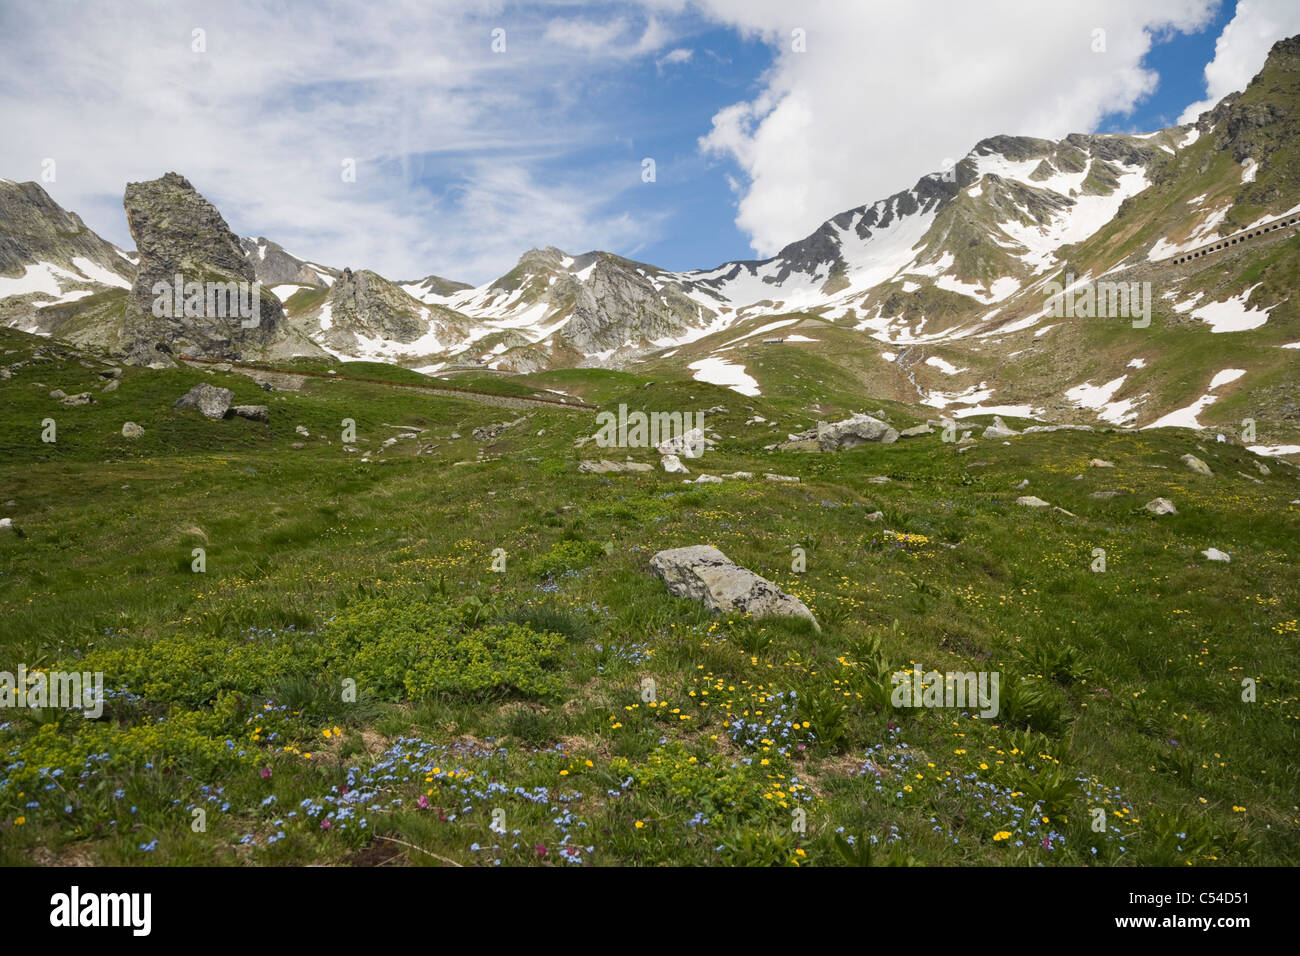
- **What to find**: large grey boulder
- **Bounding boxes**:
[650,545,818,630]
[777,413,898,452]
[1181,453,1213,476]
[816,413,898,450]
[174,383,234,419]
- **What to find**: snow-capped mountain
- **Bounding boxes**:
[2,34,1297,442]
[0,178,136,338]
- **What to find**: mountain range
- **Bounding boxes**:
[3,34,1298,452]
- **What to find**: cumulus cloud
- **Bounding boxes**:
[1178,0,1300,123]
[669,0,1220,257]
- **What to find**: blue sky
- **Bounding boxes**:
[2,0,1297,284]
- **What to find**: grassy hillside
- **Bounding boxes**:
[1,326,1297,866]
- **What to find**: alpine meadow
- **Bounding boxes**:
[1,1,1297,900]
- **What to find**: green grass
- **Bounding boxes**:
[0,325,1297,867]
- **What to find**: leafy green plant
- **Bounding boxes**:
[803,686,850,751]
[1000,677,1069,736]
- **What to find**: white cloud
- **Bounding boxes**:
[544,17,632,52]
[670,0,1220,257]
[657,47,694,69]
[0,0,677,284]
[1178,0,1300,122]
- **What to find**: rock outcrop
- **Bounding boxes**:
[120,172,318,366]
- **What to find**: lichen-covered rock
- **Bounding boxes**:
[650,545,818,629]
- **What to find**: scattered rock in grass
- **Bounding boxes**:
[1015,479,1029,489]
[657,427,713,458]
[295,425,310,436]
[1021,424,1094,433]
[661,454,690,474]
[765,473,799,483]
[473,416,526,442]
[290,441,305,449]
[688,474,722,484]
[899,423,933,438]
[1017,496,1051,508]
[1181,453,1212,476]
[231,405,269,422]
[1201,548,1230,562]
[174,383,233,419]
[1146,497,1178,515]
[865,511,884,522]
[1089,459,1115,468]
[122,422,144,439]
[49,388,66,399]
[1254,460,1271,476]
[102,379,119,392]
[578,459,652,474]
[722,471,753,480]
[650,545,818,630]
[982,416,1019,439]
[61,392,95,406]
